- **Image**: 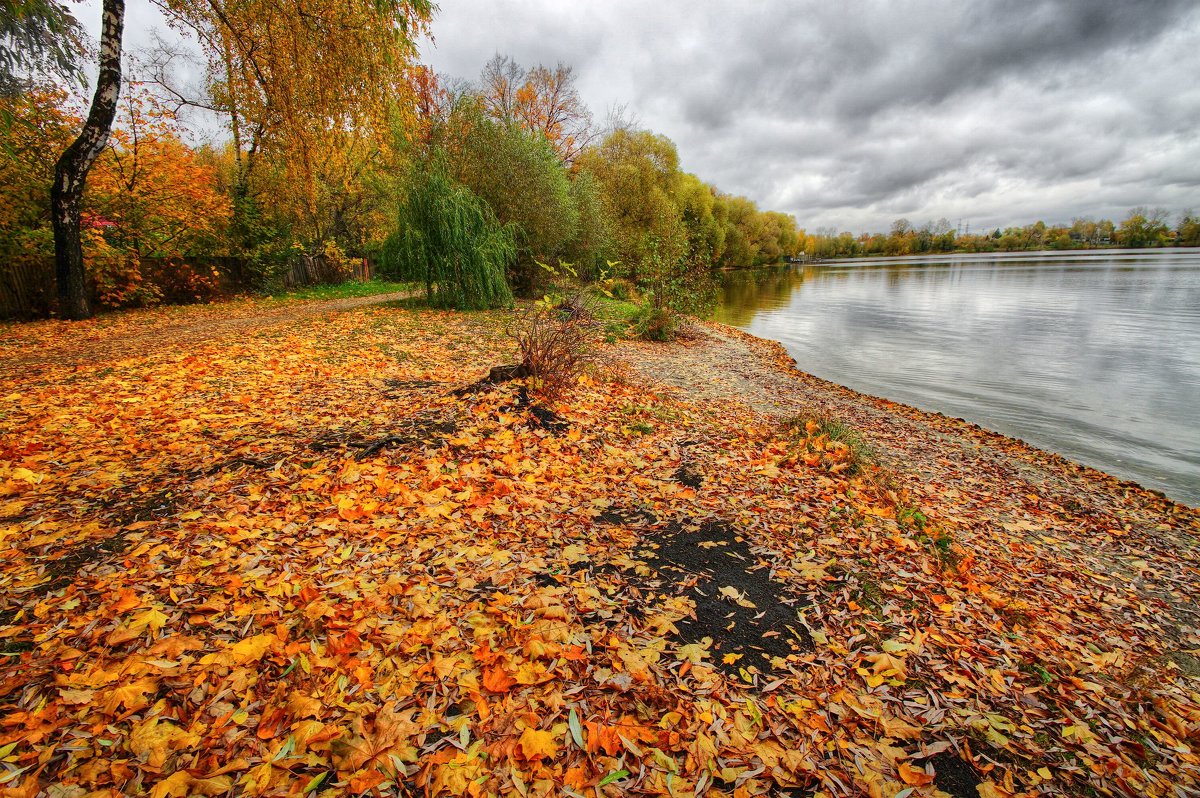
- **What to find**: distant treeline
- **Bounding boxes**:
[804,208,1200,260]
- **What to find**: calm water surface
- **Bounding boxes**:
[714,250,1200,507]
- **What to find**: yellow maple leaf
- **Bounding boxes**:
[102,677,158,714]
[514,660,548,685]
[677,637,712,663]
[866,651,907,679]
[129,717,200,769]
[131,606,169,635]
[149,772,195,798]
[286,691,323,720]
[200,633,278,666]
[9,467,43,484]
[518,727,558,761]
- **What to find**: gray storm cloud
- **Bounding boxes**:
[420,0,1200,233]
[97,0,1199,232]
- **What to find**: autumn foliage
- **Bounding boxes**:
[1,87,231,310]
[4,33,808,322]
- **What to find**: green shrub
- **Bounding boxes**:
[603,277,638,302]
[896,506,928,532]
[631,303,678,342]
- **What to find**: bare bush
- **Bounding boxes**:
[513,295,603,401]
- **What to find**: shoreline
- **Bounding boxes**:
[627,314,1200,621]
[803,246,1200,266]
[714,320,1197,514]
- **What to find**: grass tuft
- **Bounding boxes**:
[783,415,877,476]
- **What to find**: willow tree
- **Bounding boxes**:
[380,164,513,311]
[153,0,434,247]
[1,0,85,95]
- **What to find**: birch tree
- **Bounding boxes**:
[50,0,124,320]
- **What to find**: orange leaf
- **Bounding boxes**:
[256,707,286,739]
[102,677,158,714]
[348,768,386,794]
[482,665,516,693]
[584,721,623,756]
[898,761,935,786]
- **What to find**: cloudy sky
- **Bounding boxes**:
[100,0,1200,234]
[419,0,1200,233]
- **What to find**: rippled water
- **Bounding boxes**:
[714,250,1200,507]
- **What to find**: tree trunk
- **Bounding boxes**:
[50,0,125,321]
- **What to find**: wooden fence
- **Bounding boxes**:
[282,254,374,288]
[0,258,56,320]
[1,254,376,319]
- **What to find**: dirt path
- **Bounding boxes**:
[0,290,411,376]
[624,321,1200,641]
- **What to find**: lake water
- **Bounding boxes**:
[714,250,1200,507]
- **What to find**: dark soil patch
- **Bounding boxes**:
[595,506,659,527]
[673,463,703,489]
[506,385,569,435]
[0,637,34,655]
[526,402,569,434]
[310,413,457,459]
[41,531,129,594]
[638,520,812,674]
[928,751,982,798]
[0,606,32,654]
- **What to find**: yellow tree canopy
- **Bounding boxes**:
[158,0,434,192]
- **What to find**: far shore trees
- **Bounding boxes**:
[803,207,1196,260]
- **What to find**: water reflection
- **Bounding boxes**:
[715,250,1200,506]
[714,266,815,326]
